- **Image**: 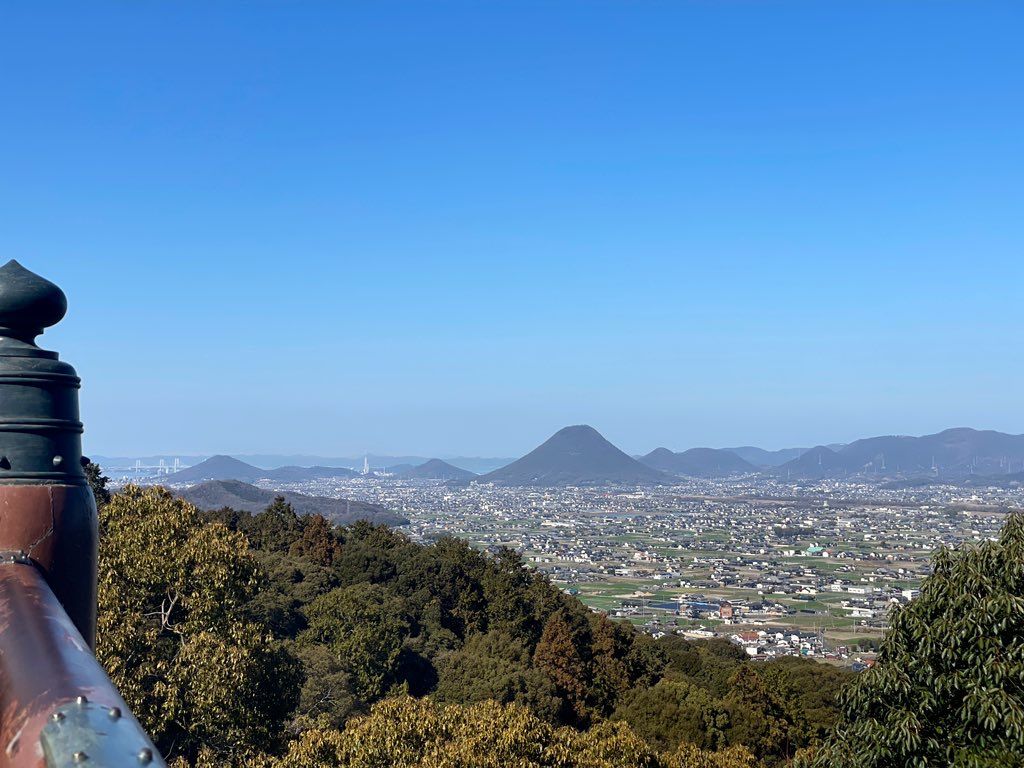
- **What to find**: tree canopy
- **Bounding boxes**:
[805,514,1024,767]
[264,696,759,768]
[96,485,857,766]
[97,486,300,764]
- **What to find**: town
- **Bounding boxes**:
[164,471,1018,664]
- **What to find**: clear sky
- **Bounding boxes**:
[1,2,1021,457]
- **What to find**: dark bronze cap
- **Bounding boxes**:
[0,260,68,344]
[0,261,86,485]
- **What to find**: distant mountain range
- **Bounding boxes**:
[94,453,513,475]
[162,455,360,484]
[640,447,756,477]
[96,426,1024,487]
[164,454,481,484]
[178,480,408,526]
[480,425,670,487]
[772,428,1024,478]
[396,459,477,481]
[481,426,1024,484]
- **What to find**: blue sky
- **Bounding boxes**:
[1,2,1021,457]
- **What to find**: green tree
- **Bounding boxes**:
[84,459,111,507]
[722,666,797,763]
[290,644,357,731]
[245,496,302,552]
[756,657,850,743]
[806,514,1024,767]
[480,547,544,640]
[97,485,300,763]
[248,552,340,639]
[434,630,562,722]
[612,678,727,752]
[300,582,411,702]
[626,631,670,689]
[332,521,404,586]
[423,537,489,637]
[660,636,748,698]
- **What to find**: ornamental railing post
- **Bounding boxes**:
[0,261,164,768]
[0,260,97,645]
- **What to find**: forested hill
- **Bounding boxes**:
[95,484,851,767]
[178,479,408,526]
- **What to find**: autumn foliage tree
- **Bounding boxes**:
[265,696,759,768]
[534,610,591,723]
[290,513,343,565]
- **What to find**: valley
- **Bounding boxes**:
[211,472,1018,661]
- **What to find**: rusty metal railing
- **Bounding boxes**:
[0,261,165,768]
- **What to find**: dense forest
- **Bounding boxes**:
[91,472,1024,767]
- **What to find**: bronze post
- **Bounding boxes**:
[0,261,96,643]
[0,261,164,767]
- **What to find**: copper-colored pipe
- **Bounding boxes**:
[0,485,96,649]
[0,563,163,768]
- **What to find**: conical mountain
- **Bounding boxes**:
[164,455,269,483]
[640,447,677,470]
[398,458,477,481]
[480,425,671,487]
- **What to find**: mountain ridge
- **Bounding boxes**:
[162,455,359,484]
[96,427,1024,484]
[776,428,1024,478]
[177,480,408,526]
[640,447,757,477]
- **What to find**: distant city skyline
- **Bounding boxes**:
[2,2,1022,456]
